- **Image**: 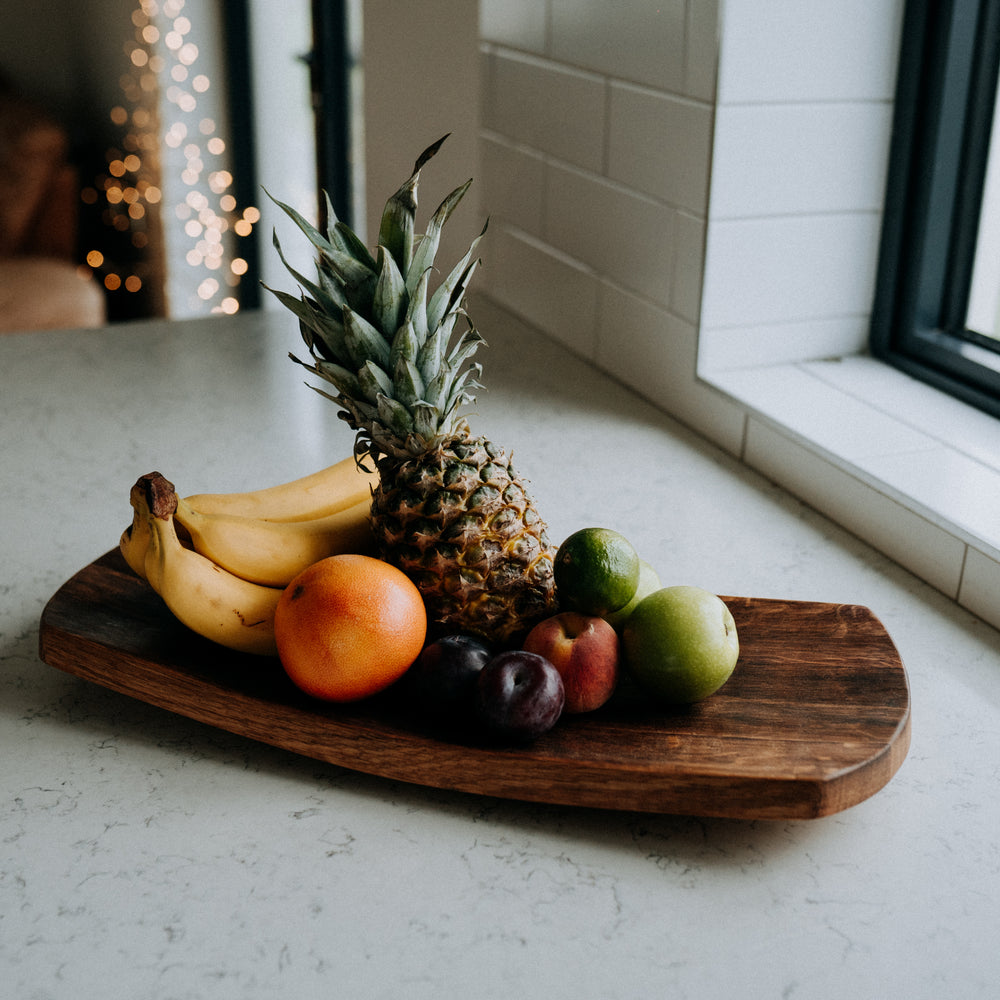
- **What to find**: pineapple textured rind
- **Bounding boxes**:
[371,431,557,642]
[266,134,558,642]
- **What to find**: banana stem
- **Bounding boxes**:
[132,472,178,519]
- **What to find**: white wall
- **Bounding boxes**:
[475,2,1000,630]
[247,0,317,295]
[361,1,482,267]
[252,1,482,297]
[477,0,905,457]
[478,0,736,447]
[700,1,904,373]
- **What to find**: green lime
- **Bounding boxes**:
[605,559,662,630]
[554,527,640,617]
[622,585,739,704]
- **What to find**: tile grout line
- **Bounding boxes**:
[955,542,970,604]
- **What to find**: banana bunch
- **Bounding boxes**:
[182,455,377,521]
[119,457,379,656]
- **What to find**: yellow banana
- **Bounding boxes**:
[119,472,177,579]
[119,514,151,579]
[173,495,375,587]
[143,497,281,657]
[182,454,379,522]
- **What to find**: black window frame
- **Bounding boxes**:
[221,0,354,309]
[871,0,1000,419]
[311,0,353,230]
[223,0,261,311]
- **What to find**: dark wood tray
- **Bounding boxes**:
[38,549,911,820]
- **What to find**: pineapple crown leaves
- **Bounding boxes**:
[264,134,489,462]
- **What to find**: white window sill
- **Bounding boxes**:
[701,354,1000,631]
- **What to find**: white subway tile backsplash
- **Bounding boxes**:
[699,315,869,372]
[550,0,685,93]
[853,448,1000,555]
[685,0,720,101]
[700,213,883,328]
[608,84,713,214]
[479,132,546,238]
[475,1,1000,637]
[717,0,904,104]
[595,283,746,454]
[479,0,547,54]
[544,163,675,307]
[596,282,696,400]
[671,211,707,325]
[959,547,1000,631]
[677,379,748,458]
[482,223,600,358]
[710,102,894,218]
[713,365,937,462]
[596,283,679,386]
[484,51,606,173]
[744,418,967,598]
[800,355,1000,476]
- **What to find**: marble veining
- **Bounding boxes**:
[1,308,998,999]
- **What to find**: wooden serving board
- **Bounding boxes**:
[38,549,911,820]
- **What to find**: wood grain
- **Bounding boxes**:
[38,549,911,820]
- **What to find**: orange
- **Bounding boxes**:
[274,554,427,702]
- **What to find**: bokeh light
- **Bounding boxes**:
[84,0,257,317]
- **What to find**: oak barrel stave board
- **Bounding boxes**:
[38,549,911,820]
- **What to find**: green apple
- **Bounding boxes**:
[622,585,739,704]
[605,559,661,630]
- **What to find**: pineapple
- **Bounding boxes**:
[266,135,557,643]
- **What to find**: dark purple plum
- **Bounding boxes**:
[405,634,494,719]
[475,651,565,742]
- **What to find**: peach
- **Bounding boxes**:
[522,612,620,713]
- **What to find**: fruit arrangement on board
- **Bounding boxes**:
[117,136,739,743]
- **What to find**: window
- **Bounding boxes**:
[871,0,1000,418]
[310,0,353,229]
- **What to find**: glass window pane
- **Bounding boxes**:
[966,76,1000,340]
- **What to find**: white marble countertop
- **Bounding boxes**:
[2,303,998,999]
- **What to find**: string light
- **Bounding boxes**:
[81,0,258,314]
